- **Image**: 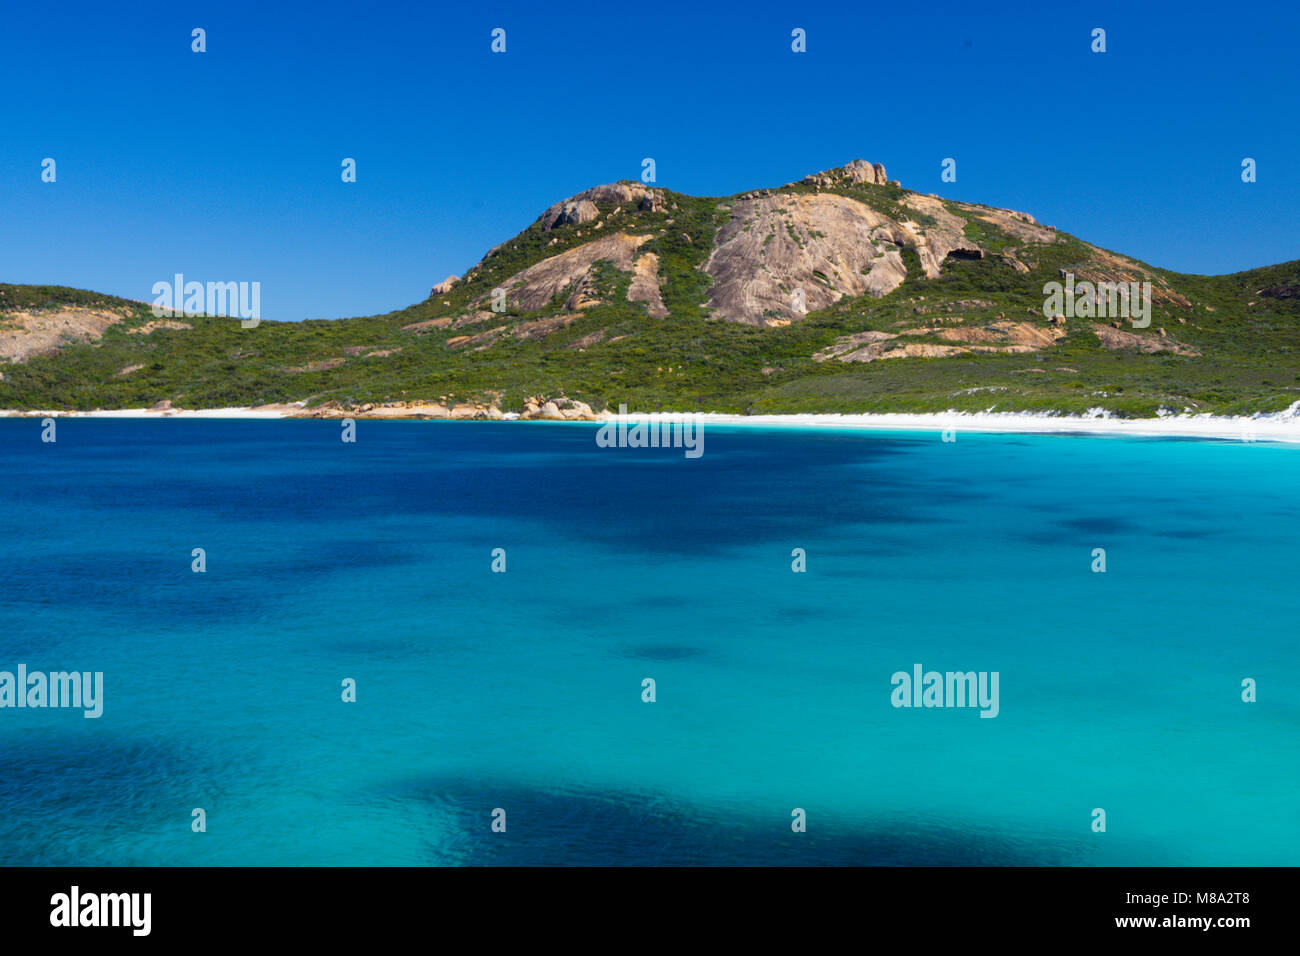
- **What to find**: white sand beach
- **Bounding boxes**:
[3,402,1299,442]
[681,407,1300,443]
[0,404,306,420]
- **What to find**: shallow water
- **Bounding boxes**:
[0,419,1295,865]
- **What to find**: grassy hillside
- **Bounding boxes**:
[3,177,1299,416]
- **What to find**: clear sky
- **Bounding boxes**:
[2,0,1296,320]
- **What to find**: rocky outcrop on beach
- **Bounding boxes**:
[518,396,596,420]
[287,395,598,421]
[300,400,494,420]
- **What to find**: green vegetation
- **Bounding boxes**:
[0,285,130,313]
[3,179,1298,418]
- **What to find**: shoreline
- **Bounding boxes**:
[3,403,1299,442]
[685,410,1300,442]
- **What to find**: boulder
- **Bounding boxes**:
[801,159,888,188]
[549,199,599,229]
[538,184,664,230]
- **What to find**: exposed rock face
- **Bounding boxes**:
[1090,323,1199,356]
[1258,284,1299,299]
[813,330,898,361]
[817,339,1044,363]
[559,400,595,420]
[567,329,607,350]
[626,253,668,318]
[920,320,1066,349]
[706,193,906,324]
[703,190,982,325]
[539,183,665,230]
[830,341,975,361]
[444,159,1197,344]
[355,403,453,419]
[547,199,599,230]
[450,403,489,419]
[447,325,508,350]
[815,320,1067,363]
[513,314,579,340]
[565,272,602,311]
[899,194,986,277]
[519,396,596,420]
[402,317,454,333]
[307,400,518,421]
[1063,249,1192,309]
[287,358,346,373]
[451,311,496,329]
[477,232,653,313]
[431,275,459,295]
[801,159,887,187]
[953,203,1057,245]
[127,320,192,334]
[0,308,126,362]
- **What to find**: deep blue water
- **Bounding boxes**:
[1,419,1296,866]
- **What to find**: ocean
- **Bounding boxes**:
[1,419,1296,865]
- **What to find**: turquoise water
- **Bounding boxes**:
[0,419,1296,866]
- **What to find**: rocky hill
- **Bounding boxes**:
[3,161,1299,417]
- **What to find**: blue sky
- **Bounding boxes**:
[2,0,1296,320]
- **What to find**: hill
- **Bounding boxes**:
[3,160,1299,417]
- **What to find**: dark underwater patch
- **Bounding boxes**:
[15,421,942,558]
[388,775,1098,866]
[615,644,705,662]
[0,732,226,864]
[1056,516,1134,535]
